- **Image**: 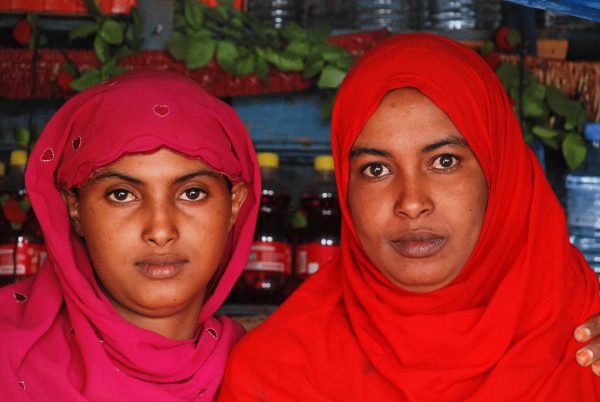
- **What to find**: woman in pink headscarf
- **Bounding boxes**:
[0,70,260,401]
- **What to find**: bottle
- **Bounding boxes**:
[566,123,600,275]
[355,0,418,32]
[0,150,46,287]
[428,0,477,31]
[246,0,302,29]
[235,152,292,303]
[295,155,340,281]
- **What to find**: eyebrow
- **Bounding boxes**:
[90,169,222,185]
[349,135,469,159]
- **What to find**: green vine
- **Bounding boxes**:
[68,0,143,91]
[167,0,354,116]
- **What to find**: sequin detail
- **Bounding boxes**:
[13,292,27,303]
[196,388,208,397]
[40,148,55,162]
[153,104,170,117]
[207,328,218,339]
[18,380,26,390]
[72,136,82,151]
[101,79,117,87]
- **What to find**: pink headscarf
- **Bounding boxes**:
[0,70,260,401]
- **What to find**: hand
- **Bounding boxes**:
[575,314,600,375]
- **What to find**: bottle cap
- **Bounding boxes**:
[0,162,5,176]
[314,155,334,171]
[257,152,279,168]
[584,123,600,142]
[10,150,27,166]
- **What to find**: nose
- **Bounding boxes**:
[394,172,433,219]
[142,199,178,247]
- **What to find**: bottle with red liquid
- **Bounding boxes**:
[0,150,46,287]
[235,152,292,304]
[295,155,340,281]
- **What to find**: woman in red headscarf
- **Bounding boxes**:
[0,70,260,401]
[219,33,600,400]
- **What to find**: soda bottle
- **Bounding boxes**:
[295,155,340,281]
[235,152,292,304]
[0,150,46,287]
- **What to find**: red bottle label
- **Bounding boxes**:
[296,242,340,276]
[245,241,292,274]
[0,243,46,276]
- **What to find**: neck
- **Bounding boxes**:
[110,296,205,340]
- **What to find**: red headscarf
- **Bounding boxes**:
[219,33,600,401]
[0,70,260,401]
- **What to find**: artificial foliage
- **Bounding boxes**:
[482,28,588,170]
[67,0,143,91]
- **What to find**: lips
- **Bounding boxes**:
[390,231,446,258]
[135,255,187,279]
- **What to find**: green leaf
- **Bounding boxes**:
[522,98,544,118]
[564,99,585,131]
[70,69,102,92]
[562,132,587,170]
[255,54,269,82]
[63,63,78,76]
[185,0,204,29]
[185,39,216,69]
[495,62,520,88]
[334,55,354,71]
[234,53,256,76]
[541,137,560,150]
[524,82,546,101]
[167,31,189,61]
[216,40,240,73]
[13,128,30,148]
[265,49,304,72]
[18,199,31,214]
[307,24,331,44]
[93,35,109,63]
[69,21,99,41]
[286,40,311,57]
[205,5,228,24]
[280,21,306,41]
[313,43,346,62]
[0,194,9,207]
[480,40,494,56]
[131,7,142,37]
[546,86,570,117]
[82,0,104,19]
[532,126,559,139]
[304,59,325,80]
[317,65,346,89]
[99,19,124,45]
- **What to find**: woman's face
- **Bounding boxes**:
[347,89,488,293]
[63,148,246,335]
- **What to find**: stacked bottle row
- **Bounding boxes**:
[231,152,340,304]
[0,150,46,287]
[566,123,600,274]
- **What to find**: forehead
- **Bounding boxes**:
[86,148,221,185]
[353,88,465,148]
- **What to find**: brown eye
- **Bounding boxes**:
[362,163,391,178]
[431,154,459,170]
[108,189,135,202]
[179,187,207,201]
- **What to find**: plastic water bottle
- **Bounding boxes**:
[246,0,302,29]
[355,0,418,31]
[428,0,477,31]
[566,123,600,274]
